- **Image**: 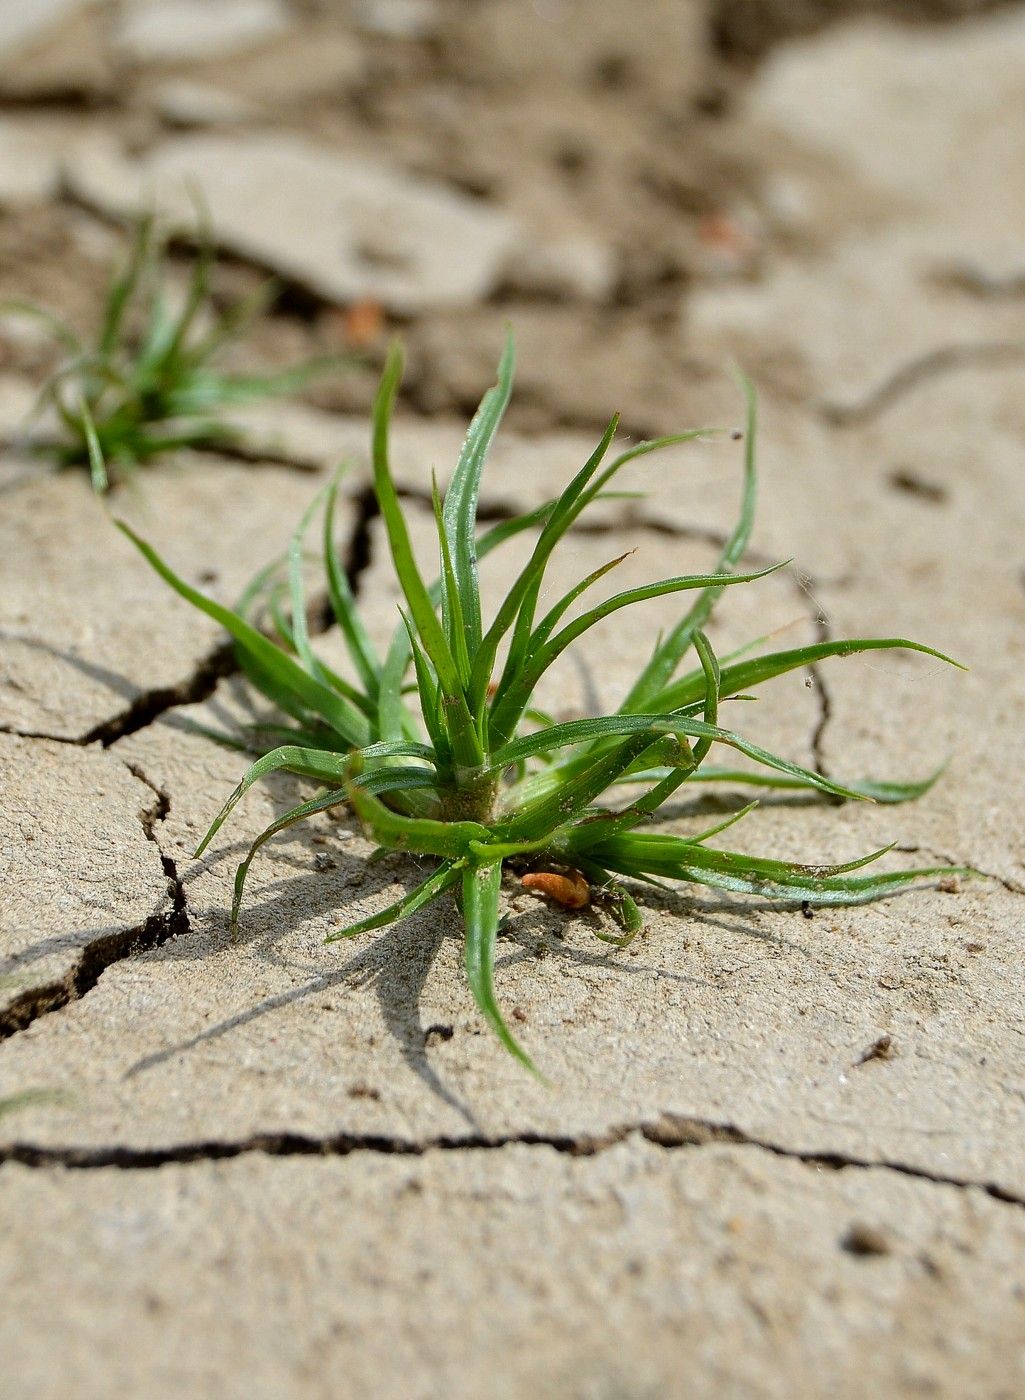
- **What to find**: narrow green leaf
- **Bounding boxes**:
[117,521,372,747]
[588,831,973,906]
[432,472,471,685]
[489,562,785,742]
[686,800,760,845]
[0,299,82,355]
[324,476,381,697]
[641,762,949,803]
[164,197,215,363]
[489,713,698,771]
[508,549,634,672]
[623,375,758,712]
[194,744,350,857]
[470,416,620,709]
[348,765,439,799]
[690,628,720,763]
[189,276,277,362]
[463,860,540,1074]
[327,860,462,942]
[371,343,481,766]
[443,331,515,652]
[99,215,153,355]
[400,610,449,758]
[79,395,108,494]
[650,637,964,714]
[287,485,332,683]
[230,786,348,933]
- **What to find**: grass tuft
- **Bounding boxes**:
[3,213,345,491]
[118,336,970,1074]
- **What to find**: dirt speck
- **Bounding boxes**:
[857,1033,897,1065]
[842,1223,892,1257]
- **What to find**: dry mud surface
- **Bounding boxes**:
[2,3,1025,1398]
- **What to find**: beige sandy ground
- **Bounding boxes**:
[2,4,1025,1398]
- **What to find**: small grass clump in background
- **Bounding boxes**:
[120,337,967,1073]
[3,214,341,492]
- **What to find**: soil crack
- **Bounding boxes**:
[0,640,238,749]
[0,765,189,1040]
[819,340,1025,427]
[0,890,188,1041]
[0,489,380,749]
[1,1113,1023,1210]
[84,641,239,748]
[896,844,1025,897]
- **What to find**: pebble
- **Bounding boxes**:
[114,0,290,64]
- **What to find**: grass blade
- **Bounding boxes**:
[324,476,381,697]
[643,762,949,803]
[118,521,372,746]
[229,786,347,932]
[469,416,620,709]
[463,860,540,1074]
[433,473,471,685]
[79,395,108,493]
[623,373,758,711]
[194,744,349,857]
[489,562,784,741]
[650,637,964,713]
[442,331,514,653]
[327,861,462,942]
[371,343,481,766]
[288,486,332,683]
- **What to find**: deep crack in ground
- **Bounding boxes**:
[0,765,189,1040]
[1,1113,1023,1217]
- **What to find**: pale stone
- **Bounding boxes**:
[0,376,40,431]
[752,12,1025,217]
[0,117,77,204]
[0,0,89,58]
[689,12,1025,406]
[151,79,257,128]
[67,132,523,314]
[191,22,364,104]
[113,0,291,65]
[453,0,709,110]
[0,1,108,97]
[355,0,439,39]
[503,237,618,302]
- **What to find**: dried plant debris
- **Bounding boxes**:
[119,336,970,1073]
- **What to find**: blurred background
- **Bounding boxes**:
[1,0,1023,440]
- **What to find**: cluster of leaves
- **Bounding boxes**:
[120,337,966,1074]
[3,214,340,491]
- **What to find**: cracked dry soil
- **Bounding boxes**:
[3,2,1025,1397]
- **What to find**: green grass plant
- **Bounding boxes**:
[4,214,341,491]
[119,337,968,1073]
